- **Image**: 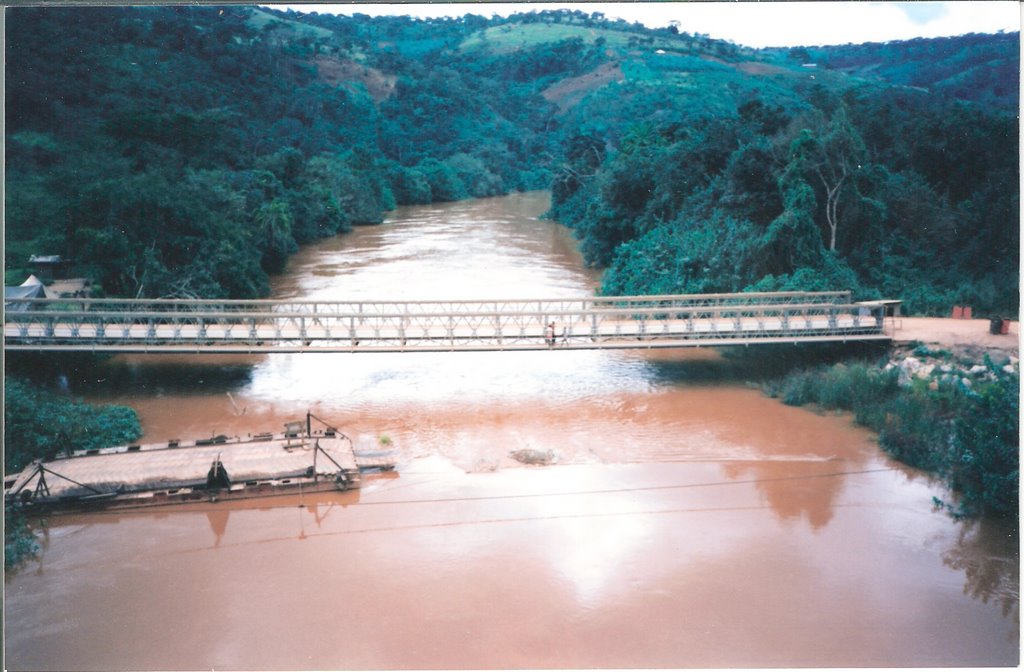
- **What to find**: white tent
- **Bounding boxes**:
[5,275,47,311]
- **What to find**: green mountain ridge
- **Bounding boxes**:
[5,6,1019,314]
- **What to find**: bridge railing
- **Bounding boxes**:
[5,296,887,352]
[5,291,852,315]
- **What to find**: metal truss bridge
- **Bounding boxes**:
[4,291,894,354]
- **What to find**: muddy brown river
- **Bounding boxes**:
[4,192,1018,669]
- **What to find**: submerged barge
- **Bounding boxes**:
[4,414,394,513]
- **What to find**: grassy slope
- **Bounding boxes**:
[457,19,843,119]
[246,8,334,40]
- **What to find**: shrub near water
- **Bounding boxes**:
[774,362,898,411]
[5,509,39,571]
[767,359,1019,520]
[948,366,1019,519]
[4,376,142,569]
[4,377,142,473]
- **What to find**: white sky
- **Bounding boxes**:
[266,1,1020,48]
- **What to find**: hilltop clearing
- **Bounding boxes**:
[313,54,396,101]
[542,61,624,112]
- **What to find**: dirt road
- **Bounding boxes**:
[893,317,1018,357]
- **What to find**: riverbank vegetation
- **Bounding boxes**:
[4,376,142,568]
[764,346,1019,520]
[4,377,142,474]
[549,60,1018,316]
[5,508,40,572]
[5,6,1018,314]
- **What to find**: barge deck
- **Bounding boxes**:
[4,416,394,513]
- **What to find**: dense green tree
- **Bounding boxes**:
[417,157,468,202]
[788,106,869,252]
[254,198,297,273]
[4,377,142,473]
[390,165,434,205]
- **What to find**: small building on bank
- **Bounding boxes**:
[28,254,72,281]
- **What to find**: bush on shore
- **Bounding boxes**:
[765,355,1019,520]
[5,509,40,571]
[4,376,142,569]
[4,377,142,473]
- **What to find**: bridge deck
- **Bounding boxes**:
[4,292,893,353]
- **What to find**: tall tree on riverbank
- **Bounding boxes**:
[792,106,869,252]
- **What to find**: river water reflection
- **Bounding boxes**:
[5,192,1018,669]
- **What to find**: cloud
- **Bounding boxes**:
[895,2,951,25]
[615,1,1019,48]
[265,2,1020,48]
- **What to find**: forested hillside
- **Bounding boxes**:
[6,6,1019,314]
[786,32,1019,112]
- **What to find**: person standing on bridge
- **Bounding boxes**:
[544,322,556,347]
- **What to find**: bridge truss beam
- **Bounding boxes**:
[5,292,890,354]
